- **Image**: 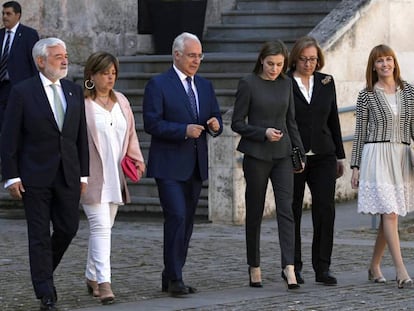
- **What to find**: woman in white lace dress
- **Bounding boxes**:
[351,44,414,288]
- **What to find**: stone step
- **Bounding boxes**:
[221,10,332,26]
[117,53,256,74]
[75,72,248,96]
[127,178,208,199]
[206,24,314,40]
[124,88,236,112]
[123,196,208,216]
[111,72,248,91]
[204,38,296,53]
[236,0,340,11]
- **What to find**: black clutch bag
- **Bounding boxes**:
[291,147,303,171]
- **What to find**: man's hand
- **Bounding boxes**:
[80,182,88,195]
[186,124,205,138]
[207,117,220,132]
[7,181,25,200]
[336,160,345,178]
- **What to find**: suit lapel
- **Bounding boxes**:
[168,68,195,120]
[60,79,76,131]
[0,28,5,47]
[9,24,21,52]
[31,76,58,128]
[194,76,206,120]
[310,73,323,105]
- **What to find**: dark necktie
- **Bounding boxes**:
[0,30,11,81]
[185,76,198,122]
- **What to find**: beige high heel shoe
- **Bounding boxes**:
[248,266,263,287]
[98,282,115,304]
[86,279,100,297]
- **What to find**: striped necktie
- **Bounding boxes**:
[0,30,11,81]
[185,76,198,122]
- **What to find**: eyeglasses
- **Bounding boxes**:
[183,53,204,60]
[298,56,318,64]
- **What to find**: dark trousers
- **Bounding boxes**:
[156,166,202,282]
[243,155,295,268]
[23,166,80,299]
[292,154,337,274]
[0,80,11,129]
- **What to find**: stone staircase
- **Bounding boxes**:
[203,0,340,52]
[115,0,342,217]
[0,0,341,218]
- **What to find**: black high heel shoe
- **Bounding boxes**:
[282,268,300,290]
[248,266,263,288]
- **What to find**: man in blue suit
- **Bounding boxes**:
[143,32,222,297]
[0,1,39,128]
[1,37,89,311]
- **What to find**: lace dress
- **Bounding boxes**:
[357,91,414,216]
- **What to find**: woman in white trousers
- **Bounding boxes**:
[81,52,145,304]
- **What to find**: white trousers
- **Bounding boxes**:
[83,203,118,284]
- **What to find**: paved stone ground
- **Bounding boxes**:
[1,200,414,311]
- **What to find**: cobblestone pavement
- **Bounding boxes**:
[2,200,414,311]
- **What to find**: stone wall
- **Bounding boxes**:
[13,0,234,75]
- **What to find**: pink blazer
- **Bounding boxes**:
[81,91,145,205]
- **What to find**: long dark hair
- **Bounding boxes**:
[253,40,289,77]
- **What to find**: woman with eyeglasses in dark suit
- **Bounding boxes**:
[287,36,345,286]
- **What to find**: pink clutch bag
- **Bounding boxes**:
[121,155,140,182]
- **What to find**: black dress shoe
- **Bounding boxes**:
[53,287,58,302]
[295,270,305,284]
[168,280,189,297]
[162,283,197,293]
[316,270,337,285]
[39,296,56,311]
[186,285,197,293]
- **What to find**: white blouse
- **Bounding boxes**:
[293,75,314,104]
[93,101,127,204]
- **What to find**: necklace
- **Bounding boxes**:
[96,95,110,107]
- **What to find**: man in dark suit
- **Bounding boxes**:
[143,32,222,297]
[1,37,89,311]
[0,1,39,128]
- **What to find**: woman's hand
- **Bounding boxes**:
[265,128,283,142]
[293,161,305,174]
[351,167,359,189]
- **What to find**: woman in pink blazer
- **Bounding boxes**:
[81,52,145,304]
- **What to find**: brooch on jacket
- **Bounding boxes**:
[321,75,332,85]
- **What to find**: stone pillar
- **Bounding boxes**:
[208,110,276,224]
[208,111,242,224]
